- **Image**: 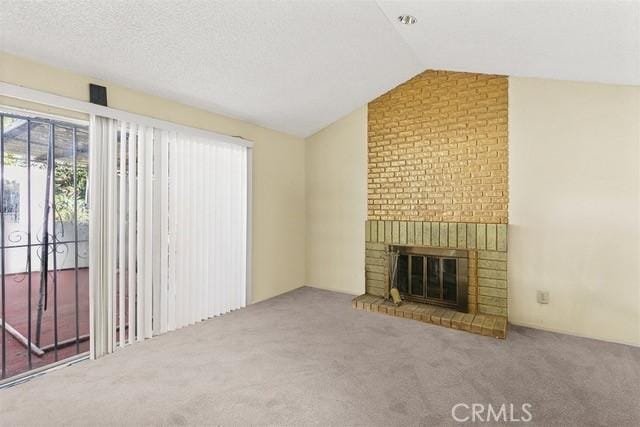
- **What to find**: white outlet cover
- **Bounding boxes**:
[537,291,549,304]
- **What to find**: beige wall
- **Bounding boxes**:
[305,107,367,295]
[368,70,508,224]
[0,52,306,303]
[509,77,640,346]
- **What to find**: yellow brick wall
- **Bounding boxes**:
[368,70,508,223]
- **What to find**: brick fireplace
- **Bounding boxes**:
[356,70,509,336]
[365,220,507,317]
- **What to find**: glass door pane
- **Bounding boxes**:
[396,254,408,293]
[1,112,89,381]
[442,258,457,302]
[426,256,440,299]
[410,255,424,297]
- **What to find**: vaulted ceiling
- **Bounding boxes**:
[1,1,638,137]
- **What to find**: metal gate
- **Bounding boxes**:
[0,110,89,381]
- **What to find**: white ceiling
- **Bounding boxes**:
[1,1,638,137]
[379,0,640,87]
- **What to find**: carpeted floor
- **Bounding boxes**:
[1,287,639,426]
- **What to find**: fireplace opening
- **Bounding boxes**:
[390,246,468,312]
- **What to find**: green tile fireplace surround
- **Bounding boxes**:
[365,220,508,317]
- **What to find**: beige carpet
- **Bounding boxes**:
[1,287,639,426]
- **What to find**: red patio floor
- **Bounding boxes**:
[1,268,90,380]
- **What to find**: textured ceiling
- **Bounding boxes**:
[378,1,640,87]
[1,1,638,137]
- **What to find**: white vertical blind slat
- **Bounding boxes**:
[144,127,154,338]
[178,137,186,327]
[241,148,248,307]
[189,137,197,324]
[238,148,244,308]
[213,144,222,316]
[175,135,185,328]
[196,140,204,321]
[202,144,213,317]
[136,125,145,341]
[209,144,217,317]
[223,146,232,314]
[184,136,191,326]
[200,141,207,317]
[227,146,233,314]
[236,147,244,309]
[202,142,209,320]
[242,148,248,307]
[187,137,194,325]
[151,130,162,337]
[127,123,137,344]
[106,121,117,353]
[88,117,104,358]
[168,133,178,331]
[159,131,169,334]
[232,146,239,311]
[118,122,127,347]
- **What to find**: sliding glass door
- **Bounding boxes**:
[0,111,89,381]
[1,108,250,378]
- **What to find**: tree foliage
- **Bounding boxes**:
[54,163,88,223]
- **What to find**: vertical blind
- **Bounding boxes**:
[89,116,248,359]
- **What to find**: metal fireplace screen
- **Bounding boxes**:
[390,246,468,312]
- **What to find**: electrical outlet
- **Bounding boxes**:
[537,290,549,304]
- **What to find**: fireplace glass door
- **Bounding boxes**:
[392,247,468,311]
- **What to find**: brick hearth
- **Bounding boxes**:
[352,294,507,339]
